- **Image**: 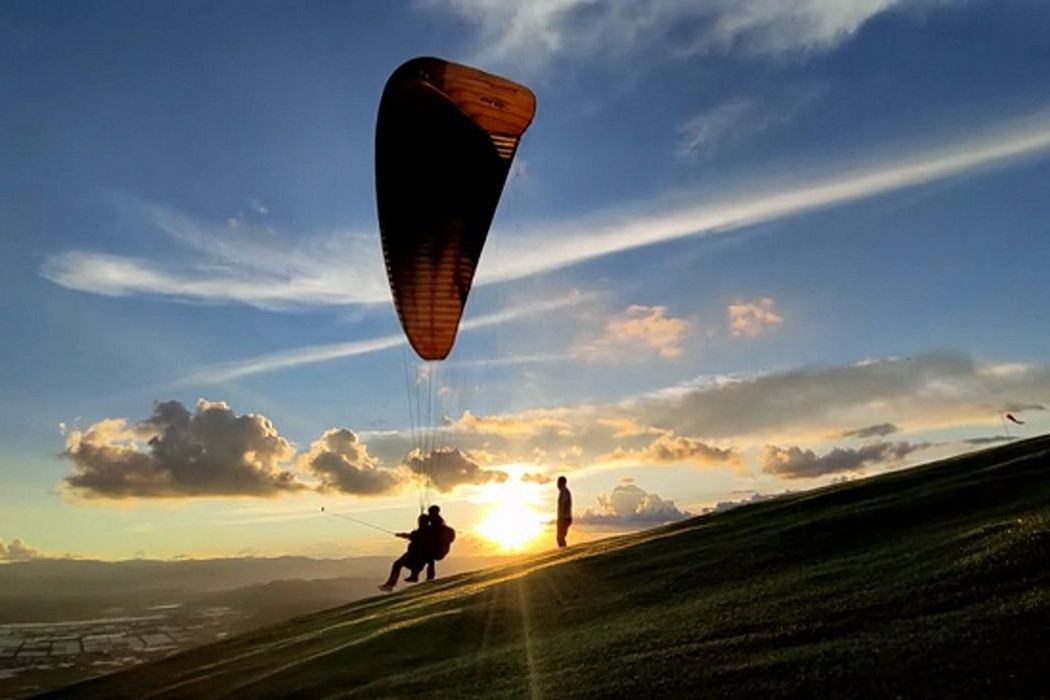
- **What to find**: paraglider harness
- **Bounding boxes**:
[432,521,456,561]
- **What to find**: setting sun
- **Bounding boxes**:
[472,474,549,552]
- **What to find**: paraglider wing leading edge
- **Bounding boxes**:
[376,57,536,360]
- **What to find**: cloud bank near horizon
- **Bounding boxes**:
[578,481,691,526]
[0,537,47,561]
[60,353,1048,502]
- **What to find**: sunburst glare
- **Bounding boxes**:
[473,468,549,552]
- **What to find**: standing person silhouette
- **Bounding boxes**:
[556,476,572,548]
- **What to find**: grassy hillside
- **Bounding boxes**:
[56,436,1050,698]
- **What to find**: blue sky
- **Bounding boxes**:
[2,0,1050,561]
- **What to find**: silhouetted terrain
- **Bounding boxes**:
[0,555,503,697]
[0,556,391,600]
[49,435,1050,698]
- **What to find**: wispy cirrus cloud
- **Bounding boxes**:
[184,333,404,385]
[677,88,823,159]
[839,422,900,439]
[181,291,592,384]
[677,98,767,159]
[421,0,936,74]
[42,201,388,310]
[480,113,1050,284]
[41,112,1050,311]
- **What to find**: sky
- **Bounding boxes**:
[2,0,1049,562]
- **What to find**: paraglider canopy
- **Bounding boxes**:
[376,57,536,360]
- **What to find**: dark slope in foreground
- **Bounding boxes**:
[57,437,1050,698]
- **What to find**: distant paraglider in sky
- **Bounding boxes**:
[376,56,536,361]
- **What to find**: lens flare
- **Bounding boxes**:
[473,473,548,551]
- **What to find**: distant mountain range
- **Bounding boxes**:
[0,555,507,623]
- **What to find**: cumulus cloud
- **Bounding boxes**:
[299,429,404,496]
[574,305,690,361]
[59,399,651,503]
[642,433,740,465]
[578,482,692,526]
[0,538,46,561]
[603,432,740,468]
[63,400,303,499]
[839,422,900,439]
[403,448,509,493]
[728,298,783,338]
[761,440,928,479]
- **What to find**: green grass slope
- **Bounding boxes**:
[55,436,1050,698]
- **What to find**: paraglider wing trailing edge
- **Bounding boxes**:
[375,57,537,361]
